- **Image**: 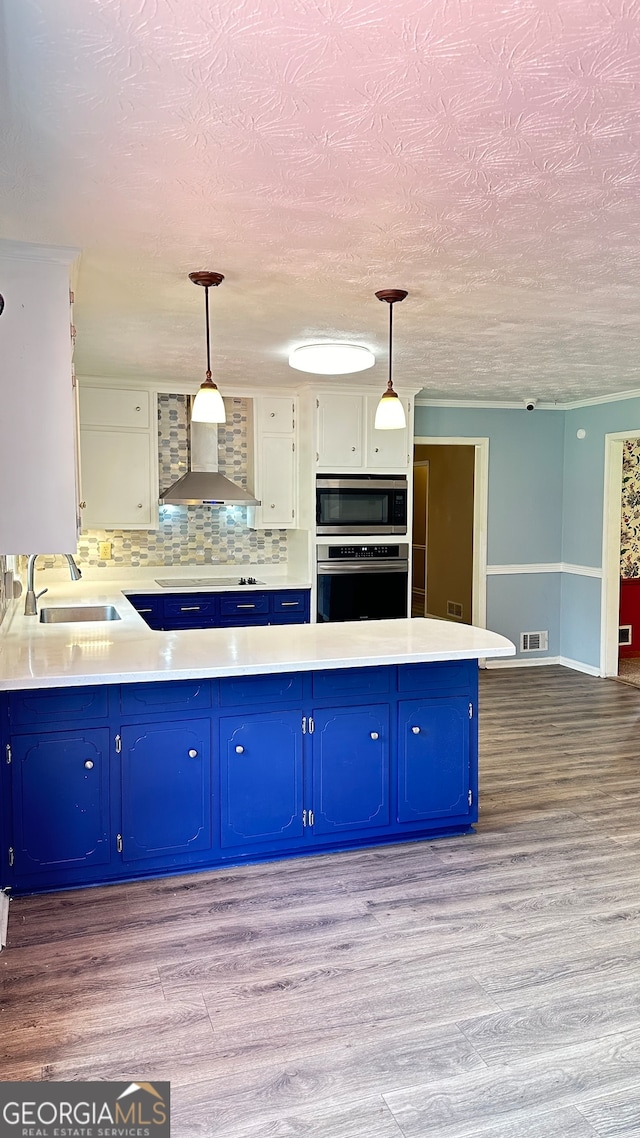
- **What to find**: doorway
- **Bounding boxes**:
[602,430,640,680]
[412,437,489,628]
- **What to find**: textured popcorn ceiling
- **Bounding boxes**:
[2,0,640,402]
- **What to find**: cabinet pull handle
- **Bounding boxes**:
[84,759,94,769]
[281,601,298,607]
[180,606,201,611]
[236,604,256,609]
[235,744,244,754]
[370,731,379,741]
[79,500,86,509]
[188,748,198,758]
[138,608,153,613]
[411,726,421,734]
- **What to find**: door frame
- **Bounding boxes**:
[601,429,640,676]
[413,437,489,629]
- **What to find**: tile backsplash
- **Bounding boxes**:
[73,394,288,569]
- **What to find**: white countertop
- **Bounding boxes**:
[0,574,515,690]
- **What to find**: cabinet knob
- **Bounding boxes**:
[370,731,379,740]
[374,447,379,453]
[188,748,198,758]
[411,726,421,734]
[270,411,275,418]
[270,503,276,509]
[137,503,143,509]
[351,446,356,452]
[235,744,245,754]
[135,405,141,411]
[84,759,94,769]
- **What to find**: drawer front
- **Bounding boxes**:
[271,591,310,616]
[162,591,217,628]
[219,672,304,706]
[125,594,164,629]
[8,685,109,727]
[397,660,476,695]
[219,593,269,618]
[120,680,212,715]
[312,666,391,699]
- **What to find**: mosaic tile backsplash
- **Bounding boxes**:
[74,394,288,569]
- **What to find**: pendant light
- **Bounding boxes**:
[189,270,226,424]
[374,288,408,430]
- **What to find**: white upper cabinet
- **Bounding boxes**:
[316,394,364,469]
[365,395,410,469]
[0,242,80,555]
[78,384,159,530]
[247,396,297,530]
[316,392,410,472]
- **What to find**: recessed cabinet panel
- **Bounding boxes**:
[11,729,111,874]
[220,711,304,847]
[219,672,304,706]
[120,720,211,861]
[316,394,363,468]
[79,387,150,429]
[8,685,109,727]
[120,681,211,715]
[312,705,390,834]
[397,697,471,823]
[260,434,295,527]
[80,428,155,528]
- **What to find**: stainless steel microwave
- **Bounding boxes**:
[316,475,408,536]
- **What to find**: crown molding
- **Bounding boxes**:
[0,238,81,266]
[415,388,640,411]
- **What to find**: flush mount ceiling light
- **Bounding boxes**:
[288,342,375,375]
[374,288,408,430]
[189,270,226,423]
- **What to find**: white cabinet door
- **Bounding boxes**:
[259,435,296,528]
[257,396,295,434]
[365,396,410,470]
[78,383,158,530]
[79,387,150,429]
[0,247,79,554]
[80,429,155,529]
[316,394,363,468]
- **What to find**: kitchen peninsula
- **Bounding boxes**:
[0,573,514,896]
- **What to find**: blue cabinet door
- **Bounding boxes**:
[397,697,471,823]
[312,705,390,835]
[11,729,111,877]
[120,719,211,861]
[220,711,304,848]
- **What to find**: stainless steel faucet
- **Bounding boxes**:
[24,554,82,616]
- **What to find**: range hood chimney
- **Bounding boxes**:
[160,406,261,507]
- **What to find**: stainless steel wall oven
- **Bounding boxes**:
[316,474,407,536]
[316,543,409,623]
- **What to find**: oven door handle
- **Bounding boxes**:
[317,561,409,574]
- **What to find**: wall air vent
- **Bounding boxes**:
[619,625,632,646]
[447,601,463,619]
[520,630,548,652]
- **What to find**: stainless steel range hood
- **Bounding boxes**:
[160,412,261,507]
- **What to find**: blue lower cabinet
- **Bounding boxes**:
[120,720,212,862]
[10,728,111,884]
[220,711,304,849]
[397,697,472,824]
[311,705,390,835]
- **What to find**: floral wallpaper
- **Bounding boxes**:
[620,439,640,577]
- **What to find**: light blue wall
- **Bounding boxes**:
[559,573,601,667]
[487,573,561,659]
[562,397,640,567]
[414,399,640,669]
[414,406,564,564]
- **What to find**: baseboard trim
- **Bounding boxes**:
[0,890,9,951]
[485,654,601,676]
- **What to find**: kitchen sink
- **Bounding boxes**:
[39,605,121,624]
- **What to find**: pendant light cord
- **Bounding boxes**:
[388,300,394,391]
[204,285,212,381]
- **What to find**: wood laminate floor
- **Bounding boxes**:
[3,665,640,1137]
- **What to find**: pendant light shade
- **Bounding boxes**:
[374,288,407,430]
[189,270,226,424]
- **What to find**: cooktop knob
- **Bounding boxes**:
[247,576,257,585]
[239,577,247,585]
